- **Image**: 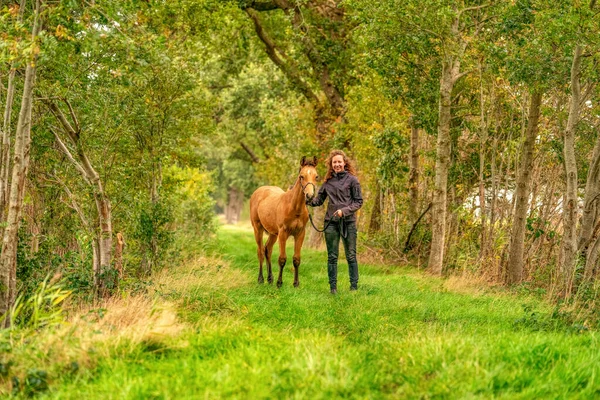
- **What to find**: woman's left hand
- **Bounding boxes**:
[335,210,343,218]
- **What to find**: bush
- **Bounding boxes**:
[2,275,71,330]
[164,165,217,235]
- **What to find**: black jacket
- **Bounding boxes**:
[308,171,363,223]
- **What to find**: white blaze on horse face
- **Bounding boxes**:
[302,167,317,199]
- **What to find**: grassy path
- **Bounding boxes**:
[48,224,600,399]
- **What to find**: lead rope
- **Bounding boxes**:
[307,211,347,239]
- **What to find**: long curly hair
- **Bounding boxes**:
[324,150,356,182]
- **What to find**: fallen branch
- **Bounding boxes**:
[404,202,432,253]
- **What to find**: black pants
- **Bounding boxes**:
[324,220,358,289]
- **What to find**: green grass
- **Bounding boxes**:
[35,225,600,398]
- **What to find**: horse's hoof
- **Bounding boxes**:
[258,276,264,284]
[268,276,273,284]
[294,282,299,288]
[277,281,282,288]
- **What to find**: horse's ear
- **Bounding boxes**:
[301,156,307,166]
[312,156,317,166]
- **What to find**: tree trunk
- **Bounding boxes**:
[426,8,475,275]
[0,0,26,227]
[95,188,113,295]
[427,59,455,275]
[409,117,420,221]
[560,45,583,296]
[585,238,600,278]
[225,186,244,224]
[444,186,460,266]
[0,0,41,325]
[581,134,600,280]
[0,70,16,226]
[369,182,382,234]
[579,134,600,255]
[92,238,100,285]
[24,202,40,254]
[115,232,124,279]
[488,136,499,276]
[147,158,161,274]
[506,92,543,285]
[478,65,488,262]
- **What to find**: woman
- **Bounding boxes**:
[307,150,363,294]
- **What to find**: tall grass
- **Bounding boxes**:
[0,274,185,397]
[3,275,71,330]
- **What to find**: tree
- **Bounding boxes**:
[46,100,115,296]
[559,0,598,294]
[240,0,350,140]
[0,0,27,225]
[506,92,542,284]
[0,0,42,326]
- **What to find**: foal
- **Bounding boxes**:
[249,156,319,287]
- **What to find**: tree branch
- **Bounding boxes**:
[64,98,81,136]
[242,1,280,11]
[50,128,90,184]
[287,5,345,114]
[245,8,321,106]
[457,3,491,22]
[47,99,101,184]
[404,202,433,252]
[452,69,473,84]
[240,141,260,163]
[50,173,91,231]
[45,100,79,143]
[250,0,345,115]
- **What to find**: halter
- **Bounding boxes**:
[301,180,316,195]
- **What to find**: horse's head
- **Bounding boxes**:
[299,156,319,201]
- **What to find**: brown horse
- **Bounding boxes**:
[250,156,319,288]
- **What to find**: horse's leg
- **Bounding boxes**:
[276,229,289,288]
[253,224,265,284]
[292,228,306,288]
[265,233,278,284]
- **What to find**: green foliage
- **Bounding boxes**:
[203,57,311,204]
[133,200,175,275]
[163,165,217,236]
[21,368,49,397]
[16,223,94,302]
[373,127,410,189]
[526,216,556,240]
[9,0,226,295]
[500,0,535,35]
[513,303,586,334]
[2,276,71,331]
